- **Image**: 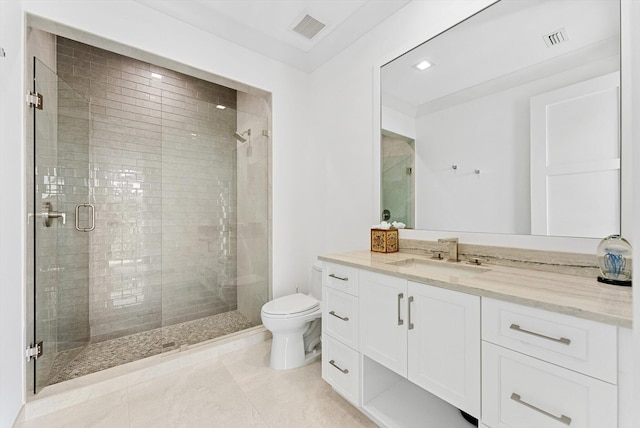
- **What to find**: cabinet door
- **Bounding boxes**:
[359,270,408,376]
[407,281,480,418]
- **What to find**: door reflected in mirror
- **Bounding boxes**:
[380,0,620,238]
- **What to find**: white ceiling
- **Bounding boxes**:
[134,0,411,72]
[381,0,620,114]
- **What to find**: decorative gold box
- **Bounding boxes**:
[371,228,399,253]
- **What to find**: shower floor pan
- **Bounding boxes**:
[47,310,254,385]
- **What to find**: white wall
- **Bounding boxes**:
[414,58,617,234]
[0,0,27,425]
[415,86,530,234]
[309,1,496,254]
[382,105,415,139]
[622,0,640,422]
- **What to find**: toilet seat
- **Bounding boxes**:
[261,293,320,318]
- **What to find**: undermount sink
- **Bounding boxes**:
[387,258,490,278]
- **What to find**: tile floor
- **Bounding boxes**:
[47,310,254,385]
[18,339,376,428]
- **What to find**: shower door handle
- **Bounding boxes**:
[75,204,95,232]
[28,202,66,227]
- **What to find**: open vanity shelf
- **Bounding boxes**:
[362,356,473,427]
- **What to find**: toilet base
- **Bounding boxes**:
[268,322,322,370]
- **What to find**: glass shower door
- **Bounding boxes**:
[381,134,415,228]
[30,58,90,393]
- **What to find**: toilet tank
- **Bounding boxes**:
[309,261,323,300]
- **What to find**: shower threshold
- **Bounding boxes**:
[46,310,254,385]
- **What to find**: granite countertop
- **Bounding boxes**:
[318,250,633,328]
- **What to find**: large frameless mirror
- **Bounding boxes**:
[381,0,620,238]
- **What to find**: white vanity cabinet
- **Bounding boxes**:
[320,258,628,428]
[482,342,617,428]
[321,263,361,406]
[407,281,480,417]
[359,270,408,375]
[359,270,481,418]
[481,298,618,428]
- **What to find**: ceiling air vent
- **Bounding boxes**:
[292,14,326,40]
[543,28,569,48]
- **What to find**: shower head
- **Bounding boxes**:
[233,129,251,143]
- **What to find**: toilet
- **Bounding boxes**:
[261,262,323,370]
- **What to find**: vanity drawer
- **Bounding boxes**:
[481,298,616,383]
[323,263,359,296]
[322,334,360,406]
[482,342,617,428]
[323,287,359,349]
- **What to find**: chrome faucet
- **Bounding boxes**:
[438,237,459,262]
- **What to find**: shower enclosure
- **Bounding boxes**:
[381,132,415,228]
[27,35,271,393]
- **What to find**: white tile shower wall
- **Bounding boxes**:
[56,37,239,342]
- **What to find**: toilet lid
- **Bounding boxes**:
[262,293,319,316]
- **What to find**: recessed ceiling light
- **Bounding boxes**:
[216,105,226,110]
[151,72,163,79]
[413,60,432,71]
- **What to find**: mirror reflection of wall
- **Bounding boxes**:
[381,0,620,239]
[381,132,415,228]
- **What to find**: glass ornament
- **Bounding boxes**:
[597,234,632,286]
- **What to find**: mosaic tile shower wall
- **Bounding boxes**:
[56,37,239,343]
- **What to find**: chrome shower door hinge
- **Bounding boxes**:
[26,91,43,109]
[26,341,43,361]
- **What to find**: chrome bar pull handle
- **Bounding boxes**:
[329,273,348,282]
[75,203,95,232]
[408,296,414,330]
[397,293,404,326]
[510,324,571,345]
[510,393,572,425]
[329,360,349,374]
[329,311,349,321]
